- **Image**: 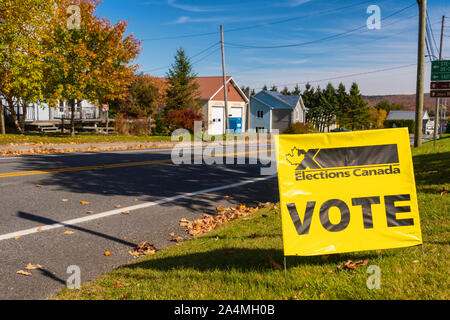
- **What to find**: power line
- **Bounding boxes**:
[225,2,417,50]
[252,62,423,91]
[230,12,419,76]
[140,42,220,73]
[141,0,385,41]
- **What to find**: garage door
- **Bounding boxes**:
[210,106,225,135]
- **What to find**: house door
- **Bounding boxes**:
[210,106,225,135]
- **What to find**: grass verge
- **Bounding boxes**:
[55,135,449,300]
[0,133,172,145]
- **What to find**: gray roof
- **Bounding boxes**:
[386,110,427,120]
[262,90,300,109]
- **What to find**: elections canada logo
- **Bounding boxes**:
[286,145,401,181]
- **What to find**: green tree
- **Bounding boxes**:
[320,83,338,132]
[345,82,371,130]
[375,100,404,114]
[281,86,290,95]
[165,47,202,132]
[336,82,349,128]
[291,84,301,96]
[270,85,278,92]
[262,84,268,91]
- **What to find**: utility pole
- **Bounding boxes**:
[434,15,445,146]
[414,0,427,148]
[220,25,230,134]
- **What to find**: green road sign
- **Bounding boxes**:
[431,73,450,81]
[431,60,450,81]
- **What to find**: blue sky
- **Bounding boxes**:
[96,0,450,95]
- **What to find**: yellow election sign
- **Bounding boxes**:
[275,128,422,256]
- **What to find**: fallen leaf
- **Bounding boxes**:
[114,205,121,208]
[339,259,369,270]
[326,270,334,274]
[25,263,42,270]
[217,206,223,211]
[37,227,43,232]
[35,184,43,188]
[268,255,282,270]
[86,211,95,214]
[169,232,175,237]
[61,199,69,202]
[376,249,382,254]
[17,270,32,277]
[128,242,157,256]
[80,201,90,205]
[104,251,111,256]
[121,211,130,215]
[441,188,447,196]
[63,231,75,235]
[14,236,20,240]
[412,260,420,264]
[170,236,183,243]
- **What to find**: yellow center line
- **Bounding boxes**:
[0,149,274,179]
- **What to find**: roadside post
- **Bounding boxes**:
[102,104,109,135]
[275,129,423,268]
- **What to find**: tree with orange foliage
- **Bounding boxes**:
[43,0,141,136]
[369,108,387,129]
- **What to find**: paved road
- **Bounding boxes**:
[0,146,278,300]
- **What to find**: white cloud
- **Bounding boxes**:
[167,0,228,13]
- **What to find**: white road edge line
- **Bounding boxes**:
[0,174,277,242]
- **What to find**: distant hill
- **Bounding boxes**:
[364,94,436,111]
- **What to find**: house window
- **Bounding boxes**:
[256,127,266,133]
[295,110,299,121]
[59,101,65,112]
[257,110,264,118]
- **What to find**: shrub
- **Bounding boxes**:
[383,119,415,133]
[165,109,203,134]
[283,122,315,134]
[152,114,170,136]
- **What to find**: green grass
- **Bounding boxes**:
[55,135,450,300]
[0,133,172,145]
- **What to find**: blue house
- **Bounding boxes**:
[249,90,307,133]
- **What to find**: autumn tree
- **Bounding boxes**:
[0,0,55,133]
[43,0,141,136]
[369,108,387,129]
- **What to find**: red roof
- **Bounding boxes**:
[159,76,246,102]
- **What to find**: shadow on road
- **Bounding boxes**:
[14,151,279,213]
